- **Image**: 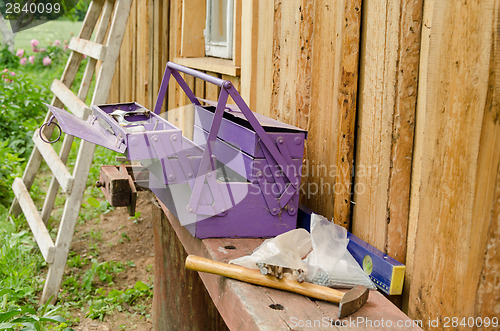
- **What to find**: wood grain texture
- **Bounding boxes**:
[303,0,361,226]
[180,0,205,57]
[475,1,500,319]
[352,0,423,254]
[407,0,499,322]
[152,201,228,331]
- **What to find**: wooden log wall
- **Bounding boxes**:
[106,0,500,325]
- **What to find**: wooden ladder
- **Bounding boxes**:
[9,0,132,303]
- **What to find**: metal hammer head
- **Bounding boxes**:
[338,286,370,319]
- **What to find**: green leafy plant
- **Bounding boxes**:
[86,281,153,321]
[0,299,66,331]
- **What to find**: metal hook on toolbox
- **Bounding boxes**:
[39,115,62,144]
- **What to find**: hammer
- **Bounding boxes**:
[185,255,369,318]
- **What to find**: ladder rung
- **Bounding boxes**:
[33,133,74,193]
[68,37,107,61]
[12,178,56,264]
[51,79,90,119]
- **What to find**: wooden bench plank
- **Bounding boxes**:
[68,37,107,61]
[12,178,55,264]
[156,199,421,330]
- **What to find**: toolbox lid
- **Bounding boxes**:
[46,104,127,153]
[199,99,308,138]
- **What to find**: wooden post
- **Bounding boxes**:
[152,200,228,330]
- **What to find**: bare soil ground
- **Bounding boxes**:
[68,192,154,331]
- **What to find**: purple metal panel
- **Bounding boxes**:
[193,183,298,238]
[46,104,126,153]
[194,106,306,159]
[193,125,253,180]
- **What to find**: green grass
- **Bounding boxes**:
[14,21,83,51]
[0,18,154,329]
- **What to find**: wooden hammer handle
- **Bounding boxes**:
[185,255,344,303]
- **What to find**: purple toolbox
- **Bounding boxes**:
[45,62,307,238]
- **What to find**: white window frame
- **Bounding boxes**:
[204,0,234,59]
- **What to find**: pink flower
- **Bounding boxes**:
[2,68,8,73]
[31,39,39,48]
[10,72,15,76]
[40,48,46,53]
[83,54,87,59]
[16,49,24,57]
[54,40,61,46]
[42,56,52,66]
[20,57,27,65]
[29,55,35,64]
[64,44,69,50]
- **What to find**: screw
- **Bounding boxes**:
[95,181,104,188]
[289,207,295,213]
[277,137,284,144]
[171,134,178,141]
[272,208,278,214]
[168,174,175,181]
[187,172,193,178]
[294,136,303,145]
[152,136,159,142]
[187,207,194,213]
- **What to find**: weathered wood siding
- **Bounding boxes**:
[404,0,500,322]
[107,0,500,325]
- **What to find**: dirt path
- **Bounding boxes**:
[69,192,154,330]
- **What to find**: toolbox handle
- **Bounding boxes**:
[166,62,228,87]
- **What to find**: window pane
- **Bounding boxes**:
[209,0,228,43]
[205,0,233,59]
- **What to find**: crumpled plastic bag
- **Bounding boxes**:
[230,214,376,289]
[304,214,376,289]
[229,228,312,279]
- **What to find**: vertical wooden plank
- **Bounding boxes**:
[205,71,221,101]
[135,0,153,108]
[180,0,205,57]
[183,74,195,139]
[222,74,239,104]
[352,0,423,250]
[119,0,133,102]
[254,0,274,117]
[232,0,242,67]
[168,0,183,126]
[130,0,137,102]
[407,0,499,322]
[153,0,169,112]
[240,0,259,108]
[303,0,361,225]
[474,2,500,319]
[195,77,206,100]
[108,61,120,103]
[147,0,155,108]
[332,0,362,227]
[385,0,423,263]
[403,0,434,313]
